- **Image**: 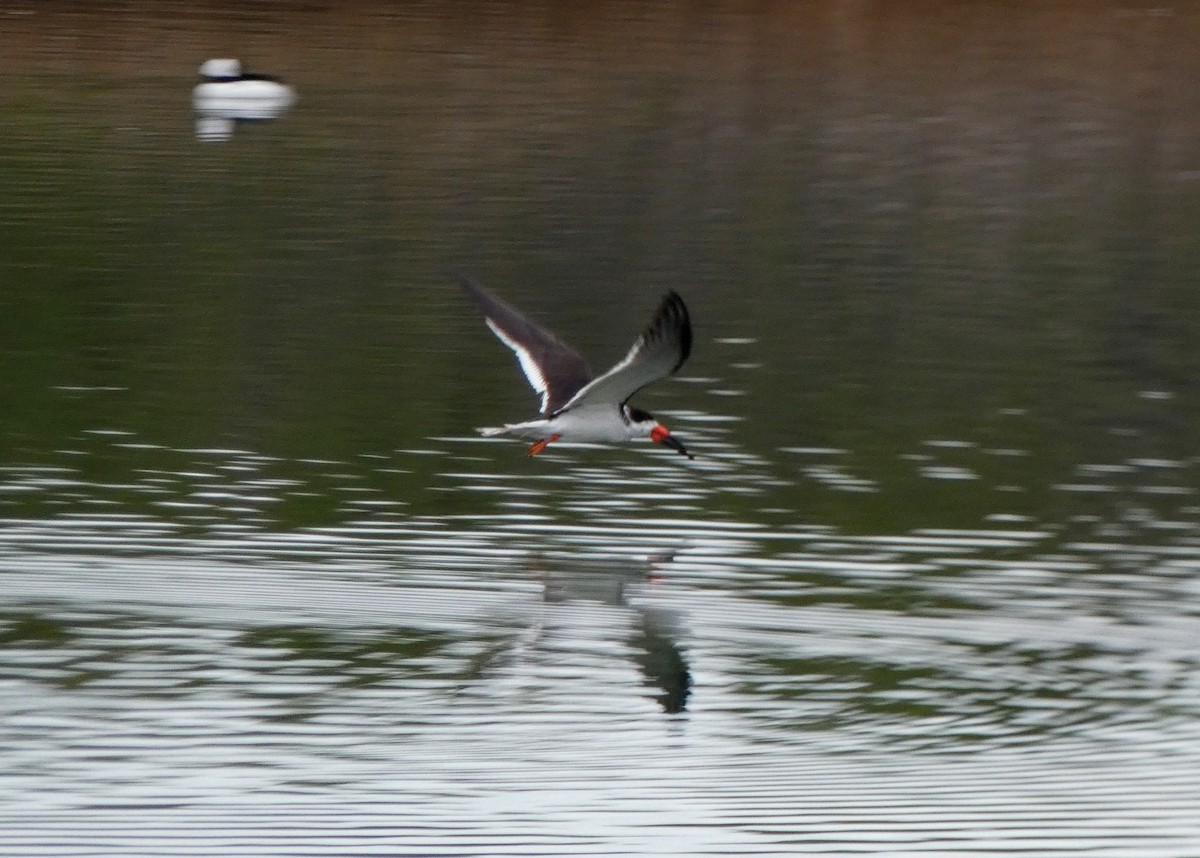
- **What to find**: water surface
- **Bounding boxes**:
[2,3,1200,855]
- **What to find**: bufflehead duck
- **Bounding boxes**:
[193,58,296,140]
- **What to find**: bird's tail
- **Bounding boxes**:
[477,425,511,438]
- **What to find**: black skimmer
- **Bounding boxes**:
[459,276,695,459]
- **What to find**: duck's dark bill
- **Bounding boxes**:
[661,434,694,459]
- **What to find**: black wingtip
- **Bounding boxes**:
[455,272,506,318]
[659,290,692,373]
[452,270,484,295]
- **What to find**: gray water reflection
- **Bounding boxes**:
[4,442,1200,854]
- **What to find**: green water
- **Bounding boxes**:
[2,3,1199,855]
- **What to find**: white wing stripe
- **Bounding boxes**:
[486,319,551,413]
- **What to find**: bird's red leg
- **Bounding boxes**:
[525,434,562,456]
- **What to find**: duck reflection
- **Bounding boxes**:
[192,58,296,142]
[470,549,692,713]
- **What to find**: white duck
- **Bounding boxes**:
[192,59,295,140]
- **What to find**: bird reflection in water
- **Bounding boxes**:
[469,549,692,714]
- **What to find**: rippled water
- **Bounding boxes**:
[4,3,1200,856]
[5,440,1199,854]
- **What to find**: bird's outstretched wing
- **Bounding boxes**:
[554,291,691,417]
[458,275,593,415]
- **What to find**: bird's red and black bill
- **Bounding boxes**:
[650,424,694,459]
